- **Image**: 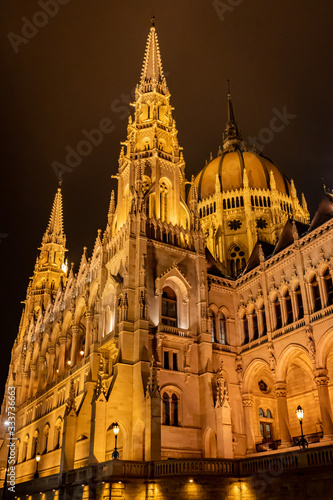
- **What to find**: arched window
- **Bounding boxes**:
[15,439,20,465]
[323,268,333,306]
[252,311,259,341]
[43,424,50,455]
[32,429,39,458]
[259,408,274,443]
[259,306,267,336]
[295,285,304,319]
[161,287,177,327]
[54,418,62,450]
[22,435,29,462]
[243,316,249,344]
[273,297,282,330]
[284,291,293,324]
[163,393,170,425]
[223,199,226,209]
[219,314,227,344]
[229,246,246,278]
[160,181,169,222]
[209,310,217,342]
[310,275,321,312]
[171,394,179,426]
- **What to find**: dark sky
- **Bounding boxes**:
[1,0,333,393]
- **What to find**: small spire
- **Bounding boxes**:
[42,187,65,246]
[151,15,155,27]
[108,190,115,223]
[243,168,249,188]
[223,80,242,151]
[215,173,221,193]
[269,170,276,190]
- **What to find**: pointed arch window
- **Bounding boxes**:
[54,418,62,450]
[163,393,170,425]
[273,297,282,330]
[162,392,179,426]
[161,287,177,327]
[295,284,304,319]
[310,275,322,312]
[252,311,259,340]
[259,408,274,443]
[229,246,246,278]
[243,315,249,344]
[324,268,333,306]
[219,313,227,344]
[171,394,179,426]
[22,435,29,462]
[32,429,39,458]
[209,310,217,342]
[284,291,293,324]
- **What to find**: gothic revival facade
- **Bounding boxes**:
[1,21,333,496]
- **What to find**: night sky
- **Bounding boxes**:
[1,0,333,395]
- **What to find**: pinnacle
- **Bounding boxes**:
[42,187,65,246]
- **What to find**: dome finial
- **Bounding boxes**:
[223,79,242,151]
[151,15,155,27]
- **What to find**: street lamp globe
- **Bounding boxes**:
[296,405,304,422]
[36,453,41,463]
[112,422,120,435]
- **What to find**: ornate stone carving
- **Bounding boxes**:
[93,358,107,402]
[235,353,243,383]
[305,326,316,363]
[215,362,229,408]
[268,342,276,376]
[146,356,160,399]
[64,379,76,416]
[275,382,287,398]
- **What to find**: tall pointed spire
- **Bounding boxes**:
[42,188,65,246]
[223,80,242,151]
[139,19,168,94]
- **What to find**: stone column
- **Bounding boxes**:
[37,356,46,392]
[47,346,56,384]
[85,312,94,356]
[242,394,255,453]
[70,326,80,365]
[28,364,37,399]
[275,382,291,446]
[58,336,67,374]
[21,371,29,404]
[314,369,333,438]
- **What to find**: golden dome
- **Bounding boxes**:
[195,149,291,201]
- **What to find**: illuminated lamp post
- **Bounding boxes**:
[34,453,41,479]
[296,405,308,449]
[111,422,120,459]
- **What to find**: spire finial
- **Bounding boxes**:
[139,19,167,94]
[42,187,65,246]
[223,79,242,151]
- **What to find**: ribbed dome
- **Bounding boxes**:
[195,149,291,201]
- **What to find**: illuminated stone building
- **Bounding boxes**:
[1,20,333,500]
